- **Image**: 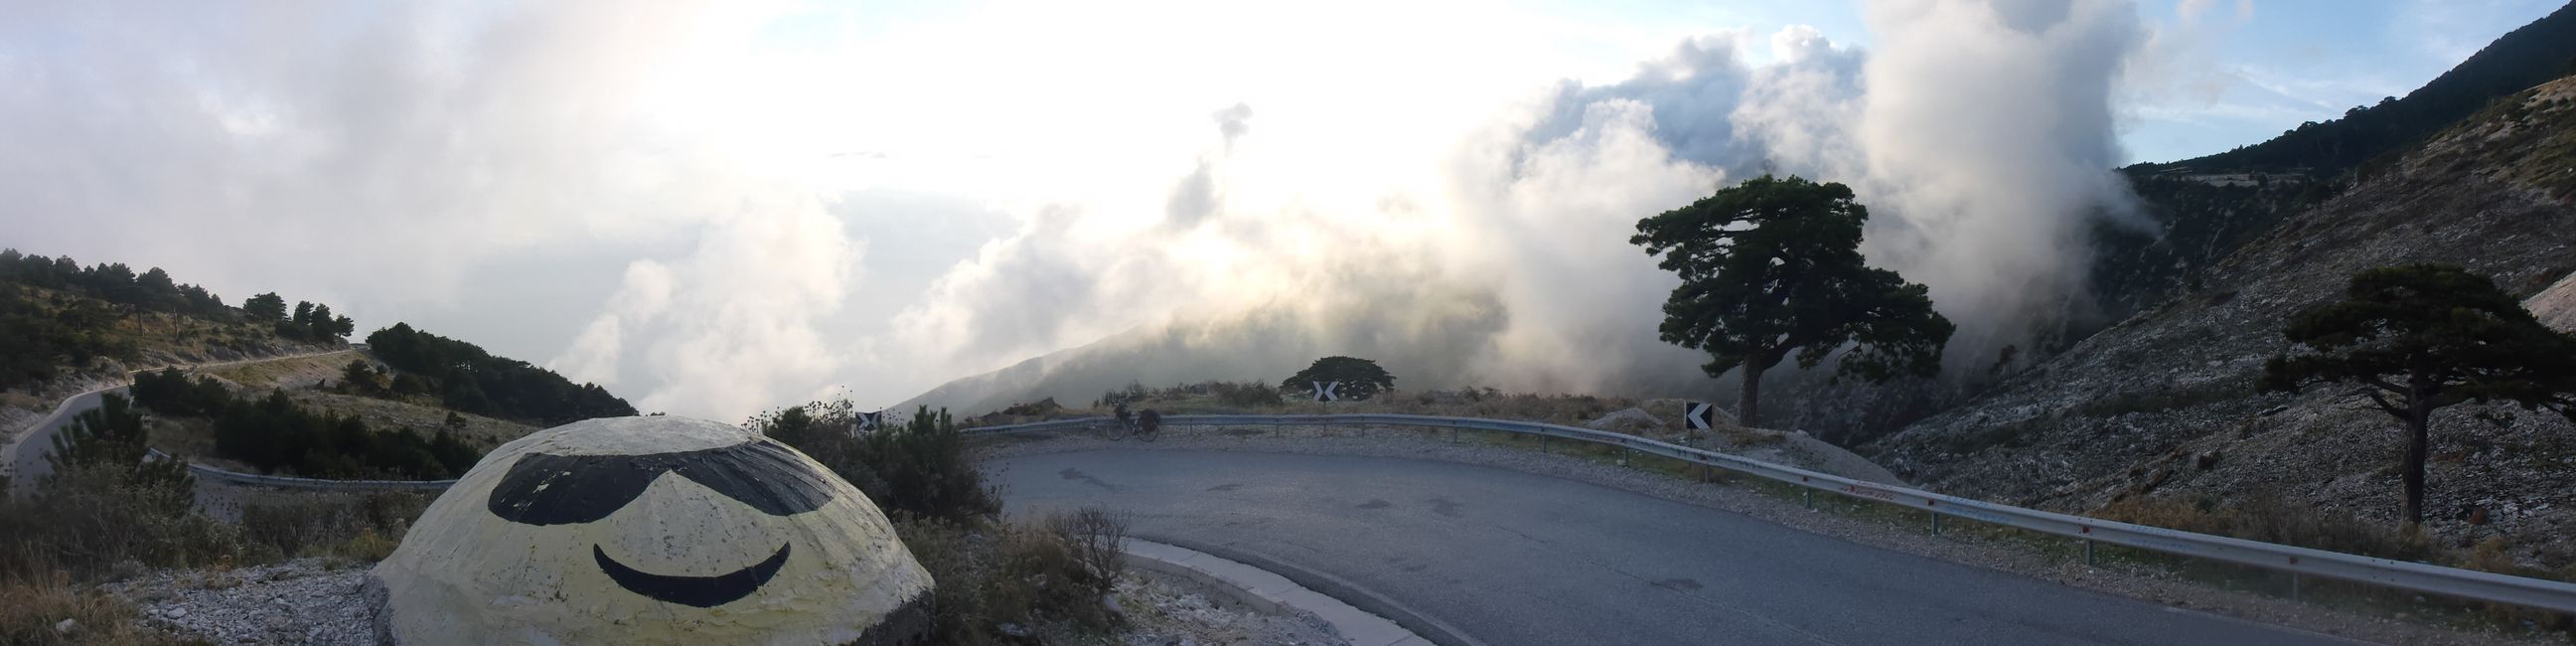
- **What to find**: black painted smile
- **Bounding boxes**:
[592,543,792,607]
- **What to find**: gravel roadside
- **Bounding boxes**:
[1117,565,1348,645]
[977,422,2564,646]
[101,557,1344,645]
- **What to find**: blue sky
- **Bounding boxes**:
[1528,0,2563,162]
[757,0,2565,163]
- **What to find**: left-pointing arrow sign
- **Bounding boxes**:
[1313,381,1340,402]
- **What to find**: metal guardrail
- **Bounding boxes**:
[965,412,2576,614]
[146,448,456,492]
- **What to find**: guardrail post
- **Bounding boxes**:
[2083,540,2095,566]
[1930,511,1942,536]
[1540,436,1549,453]
[1802,489,1813,510]
[2291,573,2302,602]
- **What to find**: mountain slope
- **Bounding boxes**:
[2093,3,2576,317]
[2141,2,2576,179]
[1870,77,2576,562]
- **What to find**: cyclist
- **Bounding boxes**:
[1136,408,1161,439]
[1114,402,1133,427]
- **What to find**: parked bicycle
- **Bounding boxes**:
[1102,403,1137,440]
[1134,408,1161,442]
[1100,403,1162,441]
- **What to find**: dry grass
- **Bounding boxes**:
[2,391,46,413]
[0,469,244,582]
[0,575,203,646]
[0,472,429,643]
[199,351,357,391]
[140,389,535,464]
[893,507,1132,645]
[15,286,326,375]
[2097,495,2435,563]
[282,391,535,447]
[2098,494,2575,634]
[0,469,240,645]
[235,491,431,565]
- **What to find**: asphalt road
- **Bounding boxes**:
[4,386,124,490]
[987,449,2354,646]
[5,349,352,493]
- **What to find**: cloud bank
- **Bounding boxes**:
[893,0,2150,408]
[5,0,2158,419]
[0,1,863,417]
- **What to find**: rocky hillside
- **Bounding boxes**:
[1869,78,2576,563]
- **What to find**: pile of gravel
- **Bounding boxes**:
[105,559,379,645]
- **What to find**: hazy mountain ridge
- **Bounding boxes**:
[1870,76,2576,563]
[892,290,1717,415]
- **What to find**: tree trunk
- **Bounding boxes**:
[2401,403,2431,527]
[1739,364,1764,429]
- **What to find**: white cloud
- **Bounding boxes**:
[5,0,2181,418]
[0,1,865,419]
[883,1,2156,404]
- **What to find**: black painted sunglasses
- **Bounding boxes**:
[485,439,838,526]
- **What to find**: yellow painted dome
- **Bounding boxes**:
[368,415,932,645]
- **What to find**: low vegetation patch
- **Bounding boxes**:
[755,397,1135,643]
[236,492,431,565]
[752,401,1000,524]
[2074,379,2249,418]
[0,574,192,646]
[3,407,245,645]
[894,508,1131,645]
[133,368,477,479]
[2099,494,2574,633]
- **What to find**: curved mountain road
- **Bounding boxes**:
[4,349,354,492]
[987,449,2357,646]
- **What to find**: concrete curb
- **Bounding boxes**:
[1121,538,1434,646]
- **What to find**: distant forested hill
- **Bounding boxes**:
[0,248,353,394]
[364,323,637,424]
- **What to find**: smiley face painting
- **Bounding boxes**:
[368,416,932,645]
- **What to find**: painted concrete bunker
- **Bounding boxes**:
[369,415,932,645]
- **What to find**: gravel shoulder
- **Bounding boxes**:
[1117,565,1348,646]
[99,556,1344,645]
[977,422,2563,646]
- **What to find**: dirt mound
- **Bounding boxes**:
[1584,407,1666,434]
